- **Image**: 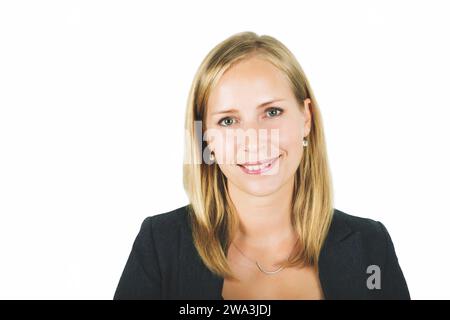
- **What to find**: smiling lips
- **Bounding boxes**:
[237,155,281,175]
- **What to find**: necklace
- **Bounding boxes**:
[231,237,299,275]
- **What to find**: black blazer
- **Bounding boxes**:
[113,205,410,300]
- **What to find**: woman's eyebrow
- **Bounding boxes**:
[211,98,285,116]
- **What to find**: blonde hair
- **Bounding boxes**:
[183,31,334,280]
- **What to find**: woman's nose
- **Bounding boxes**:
[239,131,271,157]
[238,123,280,159]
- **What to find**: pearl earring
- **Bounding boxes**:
[303,138,308,147]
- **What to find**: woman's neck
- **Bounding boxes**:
[227,177,296,248]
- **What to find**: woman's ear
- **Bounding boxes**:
[303,98,312,137]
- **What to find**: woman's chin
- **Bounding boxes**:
[238,179,284,197]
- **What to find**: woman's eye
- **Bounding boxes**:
[266,107,283,118]
[218,117,236,127]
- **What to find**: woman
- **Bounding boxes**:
[114,31,410,300]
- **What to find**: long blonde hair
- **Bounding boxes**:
[183,31,334,280]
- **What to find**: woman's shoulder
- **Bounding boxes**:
[145,204,190,225]
[330,208,396,254]
[139,204,191,240]
[332,208,387,235]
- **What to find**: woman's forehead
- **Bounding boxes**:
[208,59,293,113]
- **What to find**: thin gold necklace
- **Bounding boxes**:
[231,237,299,275]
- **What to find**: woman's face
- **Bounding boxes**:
[204,56,311,196]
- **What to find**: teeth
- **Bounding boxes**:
[240,156,280,172]
[243,162,271,171]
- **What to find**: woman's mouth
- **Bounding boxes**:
[237,155,281,175]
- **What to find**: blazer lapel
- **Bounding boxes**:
[318,214,367,299]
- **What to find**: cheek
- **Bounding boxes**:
[211,138,237,165]
[278,123,303,155]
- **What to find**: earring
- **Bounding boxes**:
[209,151,215,162]
[302,138,308,147]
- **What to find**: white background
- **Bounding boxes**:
[0,0,448,299]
